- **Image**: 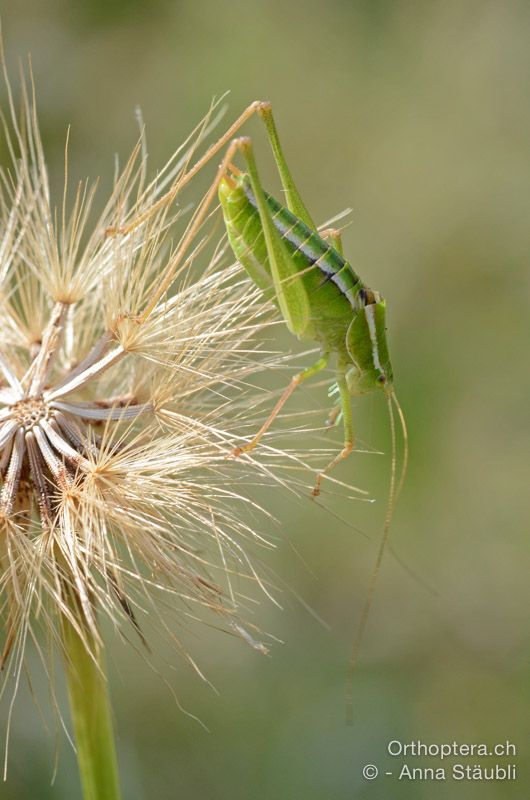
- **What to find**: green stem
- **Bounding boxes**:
[61,601,122,800]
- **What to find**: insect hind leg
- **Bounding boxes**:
[256,102,315,230]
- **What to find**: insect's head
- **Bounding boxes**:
[346,288,393,395]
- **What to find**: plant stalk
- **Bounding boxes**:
[61,597,122,800]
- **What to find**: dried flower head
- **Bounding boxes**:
[0,69,292,716]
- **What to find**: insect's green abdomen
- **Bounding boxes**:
[219,175,363,355]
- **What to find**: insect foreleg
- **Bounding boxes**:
[231,354,330,457]
[312,371,354,497]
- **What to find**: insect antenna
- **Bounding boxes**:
[387,398,438,598]
[346,390,402,723]
[392,390,409,504]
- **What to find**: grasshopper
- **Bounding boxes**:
[122,102,408,687]
[129,101,406,494]
[216,105,406,495]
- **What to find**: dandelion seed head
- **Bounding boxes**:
[0,67,289,714]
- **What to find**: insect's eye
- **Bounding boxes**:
[377,375,386,384]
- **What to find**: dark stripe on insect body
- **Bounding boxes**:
[242,182,363,310]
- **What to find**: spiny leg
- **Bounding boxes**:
[113,100,316,324]
[256,103,315,229]
[114,100,274,236]
[312,370,354,497]
[237,138,311,338]
[232,355,329,457]
[144,125,314,327]
[139,99,310,239]
[143,129,314,329]
[140,136,253,321]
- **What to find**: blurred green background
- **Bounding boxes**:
[1,1,529,798]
